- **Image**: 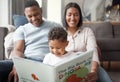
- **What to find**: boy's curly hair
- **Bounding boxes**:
[48,27,67,42]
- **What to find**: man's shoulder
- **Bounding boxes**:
[44,20,62,27]
[15,23,33,31]
[16,23,30,29]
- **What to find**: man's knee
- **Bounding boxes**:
[0,60,13,78]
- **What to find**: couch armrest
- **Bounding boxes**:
[0,27,8,60]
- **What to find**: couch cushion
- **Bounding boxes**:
[13,15,28,28]
[97,38,120,51]
[101,51,120,61]
[113,25,120,38]
[90,22,113,38]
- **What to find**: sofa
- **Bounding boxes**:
[0,19,120,70]
[82,21,120,69]
[0,27,8,60]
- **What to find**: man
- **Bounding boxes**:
[0,0,61,82]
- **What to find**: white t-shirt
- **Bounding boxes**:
[43,52,75,66]
[13,20,61,61]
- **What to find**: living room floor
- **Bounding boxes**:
[101,61,120,82]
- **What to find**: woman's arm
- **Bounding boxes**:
[91,61,98,73]
[86,28,99,82]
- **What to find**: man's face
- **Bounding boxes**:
[24,6,43,27]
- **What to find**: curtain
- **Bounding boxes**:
[9,0,26,25]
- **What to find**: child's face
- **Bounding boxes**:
[49,39,68,57]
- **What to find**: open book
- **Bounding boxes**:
[13,50,93,82]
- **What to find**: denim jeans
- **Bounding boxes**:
[97,66,113,82]
[0,60,112,82]
[0,58,43,82]
[0,59,13,82]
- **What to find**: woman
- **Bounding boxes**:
[62,2,112,82]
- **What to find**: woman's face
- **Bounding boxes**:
[66,7,80,28]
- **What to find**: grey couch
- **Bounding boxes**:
[82,21,120,69]
[0,21,120,69]
[0,27,8,60]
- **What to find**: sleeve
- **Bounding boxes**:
[13,26,25,42]
[86,28,100,64]
[43,53,50,64]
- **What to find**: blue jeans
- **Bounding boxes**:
[0,58,42,82]
[0,59,13,82]
[97,66,113,82]
[0,60,112,82]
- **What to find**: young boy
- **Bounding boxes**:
[43,27,75,66]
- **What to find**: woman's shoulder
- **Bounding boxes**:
[81,26,91,30]
[80,27,93,32]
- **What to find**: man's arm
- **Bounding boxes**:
[8,40,25,82]
[11,40,25,58]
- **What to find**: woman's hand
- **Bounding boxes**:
[7,66,18,82]
[83,72,98,82]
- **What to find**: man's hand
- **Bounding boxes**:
[7,66,18,82]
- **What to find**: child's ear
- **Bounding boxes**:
[66,41,69,46]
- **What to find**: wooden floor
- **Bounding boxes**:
[101,61,120,72]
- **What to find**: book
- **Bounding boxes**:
[13,50,93,82]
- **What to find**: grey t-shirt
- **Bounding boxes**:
[13,20,61,61]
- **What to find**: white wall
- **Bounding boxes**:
[49,0,112,22]
[47,0,62,23]
[46,0,107,22]
[0,0,9,27]
[36,0,42,7]
[0,0,112,27]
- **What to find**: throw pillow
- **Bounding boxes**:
[13,15,28,28]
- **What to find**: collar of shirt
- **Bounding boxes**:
[67,28,82,38]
